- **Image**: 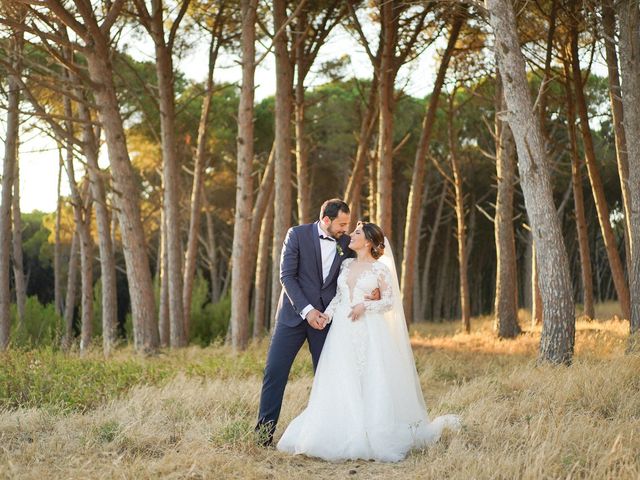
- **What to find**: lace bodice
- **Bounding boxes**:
[324,258,394,319]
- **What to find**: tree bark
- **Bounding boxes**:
[12,146,27,327]
[420,183,447,319]
[448,100,471,333]
[254,194,274,338]
[433,220,452,321]
[602,0,632,275]
[44,0,158,351]
[344,76,378,227]
[271,0,294,318]
[62,232,79,350]
[569,23,630,320]
[563,57,595,319]
[486,0,575,364]
[204,210,220,304]
[616,0,640,343]
[401,15,463,322]
[75,95,118,356]
[230,0,258,350]
[368,151,378,221]
[249,146,275,264]
[0,21,23,350]
[61,74,94,355]
[183,34,219,336]
[375,0,398,235]
[294,22,311,225]
[54,155,64,318]
[147,1,186,348]
[62,139,94,354]
[159,209,170,347]
[85,39,158,352]
[494,80,520,338]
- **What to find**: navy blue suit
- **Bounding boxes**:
[256,222,353,441]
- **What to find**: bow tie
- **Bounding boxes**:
[319,235,335,242]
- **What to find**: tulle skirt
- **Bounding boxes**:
[277,301,460,462]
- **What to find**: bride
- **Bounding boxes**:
[277,221,460,462]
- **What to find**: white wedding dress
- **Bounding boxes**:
[277,250,461,462]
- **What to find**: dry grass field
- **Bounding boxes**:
[1,304,639,479]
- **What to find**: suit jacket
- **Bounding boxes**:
[275,222,354,327]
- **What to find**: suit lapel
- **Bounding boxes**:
[311,222,324,284]
[323,236,346,287]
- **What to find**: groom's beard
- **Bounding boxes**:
[327,226,346,239]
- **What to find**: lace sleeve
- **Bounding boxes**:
[323,259,351,320]
[363,262,394,314]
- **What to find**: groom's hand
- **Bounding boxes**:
[364,288,381,301]
[306,309,326,330]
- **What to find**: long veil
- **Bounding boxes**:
[377,237,461,437]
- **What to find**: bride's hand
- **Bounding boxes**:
[348,303,366,322]
[364,288,380,301]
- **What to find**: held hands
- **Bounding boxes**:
[348,303,366,322]
[349,288,379,322]
[306,309,330,330]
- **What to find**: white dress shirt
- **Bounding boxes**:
[300,223,337,319]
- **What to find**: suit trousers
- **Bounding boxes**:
[256,318,330,437]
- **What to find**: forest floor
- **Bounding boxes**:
[1,303,639,479]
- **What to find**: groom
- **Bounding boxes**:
[255,199,378,446]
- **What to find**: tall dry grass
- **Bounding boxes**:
[1,307,638,479]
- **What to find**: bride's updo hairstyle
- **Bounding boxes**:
[357,221,386,259]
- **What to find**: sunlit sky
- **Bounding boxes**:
[0,19,607,214]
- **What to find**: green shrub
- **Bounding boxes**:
[10,297,63,348]
[189,272,230,346]
[0,348,172,412]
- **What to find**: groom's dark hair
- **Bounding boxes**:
[319,199,350,220]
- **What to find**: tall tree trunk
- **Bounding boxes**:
[159,209,170,347]
[54,154,64,318]
[62,80,94,355]
[494,80,520,338]
[230,0,258,350]
[183,34,219,337]
[62,232,79,350]
[85,42,158,352]
[295,39,311,224]
[271,0,294,318]
[616,0,640,344]
[77,184,94,355]
[368,151,378,221]
[433,220,452,321]
[150,7,186,348]
[563,58,595,319]
[249,146,275,264]
[569,24,631,320]
[401,15,463,322]
[486,0,575,364]
[254,194,274,338]
[448,101,471,333]
[76,96,118,356]
[12,155,26,327]
[602,0,632,275]
[375,0,398,236]
[0,22,23,350]
[204,210,220,304]
[344,76,378,226]
[420,183,447,318]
